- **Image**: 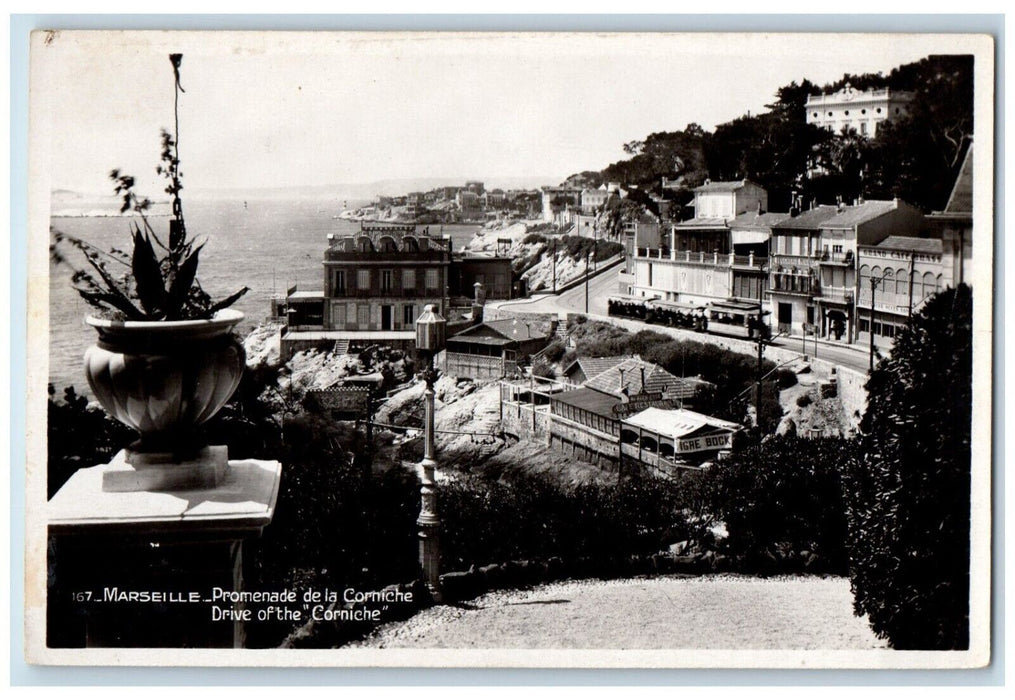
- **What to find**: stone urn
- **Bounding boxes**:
[84,309,246,458]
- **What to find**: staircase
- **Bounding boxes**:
[332,339,351,355]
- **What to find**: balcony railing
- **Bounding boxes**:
[636,249,759,268]
[817,285,854,303]
[817,251,854,265]
[325,250,451,262]
[771,254,820,270]
[732,254,767,269]
[771,274,819,296]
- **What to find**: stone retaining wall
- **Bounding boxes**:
[500,401,550,440]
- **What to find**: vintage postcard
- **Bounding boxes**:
[23,30,995,668]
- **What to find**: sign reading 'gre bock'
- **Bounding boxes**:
[677,432,733,454]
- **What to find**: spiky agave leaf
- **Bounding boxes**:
[131,224,168,318]
[165,242,203,317]
[207,286,250,314]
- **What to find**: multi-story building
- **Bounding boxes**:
[464,180,485,196]
[805,83,914,138]
[540,186,582,225]
[690,179,768,219]
[855,143,975,349]
[322,224,451,332]
[855,236,950,349]
[277,224,452,358]
[406,191,425,217]
[456,189,480,209]
[628,181,774,311]
[581,186,611,213]
[486,189,507,208]
[769,198,924,340]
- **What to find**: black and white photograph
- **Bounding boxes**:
[23,29,994,667]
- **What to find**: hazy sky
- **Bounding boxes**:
[34,31,948,196]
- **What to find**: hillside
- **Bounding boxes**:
[565,54,973,213]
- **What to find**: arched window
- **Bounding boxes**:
[922,271,936,300]
[378,236,397,253]
[403,236,420,252]
[896,268,908,295]
[357,236,373,253]
[859,264,871,285]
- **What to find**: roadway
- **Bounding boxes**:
[489,267,874,374]
[489,263,620,317]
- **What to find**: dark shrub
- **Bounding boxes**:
[531,358,555,379]
[775,368,798,389]
[542,340,566,363]
[47,385,134,498]
[844,285,972,650]
[438,471,697,572]
[521,232,547,245]
[796,393,813,408]
[696,435,854,571]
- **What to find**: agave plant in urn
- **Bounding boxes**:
[50,54,249,491]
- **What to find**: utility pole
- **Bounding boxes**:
[907,251,915,319]
[585,247,591,314]
[755,292,765,435]
[869,274,879,373]
[552,238,557,294]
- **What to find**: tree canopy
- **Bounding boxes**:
[566,54,973,214]
[844,284,973,649]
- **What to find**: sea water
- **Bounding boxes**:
[48,198,481,394]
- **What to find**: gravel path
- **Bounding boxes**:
[352,574,886,649]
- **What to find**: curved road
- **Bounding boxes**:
[354,574,885,650]
[490,268,872,373]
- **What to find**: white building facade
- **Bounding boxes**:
[805,83,914,138]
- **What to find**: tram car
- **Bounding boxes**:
[607,295,770,340]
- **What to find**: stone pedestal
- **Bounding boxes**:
[47,450,281,648]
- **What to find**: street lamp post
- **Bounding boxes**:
[868,271,889,372]
[415,304,447,602]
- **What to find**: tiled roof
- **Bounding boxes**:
[874,236,943,254]
[563,355,633,381]
[673,216,729,228]
[584,357,711,399]
[773,205,841,230]
[694,179,752,193]
[453,318,549,343]
[729,211,790,230]
[944,147,973,213]
[819,200,899,229]
[550,387,622,418]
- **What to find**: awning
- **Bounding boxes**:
[623,407,740,440]
[731,230,770,245]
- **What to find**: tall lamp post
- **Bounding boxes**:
[868,271,890,372]
[415,304,446,602]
